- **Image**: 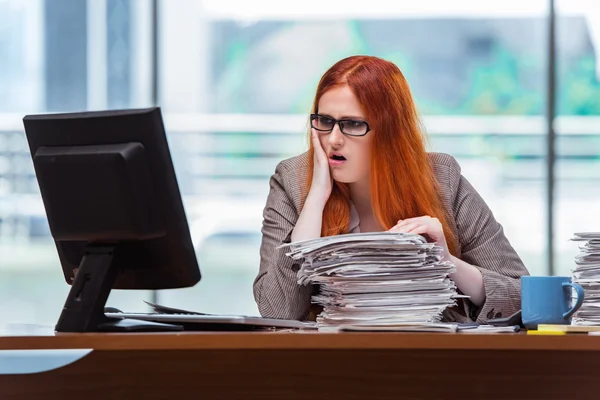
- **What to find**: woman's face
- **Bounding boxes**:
[315,85,373,185]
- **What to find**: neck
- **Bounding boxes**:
[349,178,372,217]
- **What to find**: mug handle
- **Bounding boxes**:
[562,282,585,320]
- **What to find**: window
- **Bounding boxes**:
[555,0,600,275]
[2,0,590,325]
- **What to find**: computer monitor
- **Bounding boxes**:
[22,107,201,332]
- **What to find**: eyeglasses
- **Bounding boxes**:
[310,113,371,137]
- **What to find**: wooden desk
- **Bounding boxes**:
[1,329,599,400]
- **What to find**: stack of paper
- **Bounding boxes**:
[282,232,460,332]
[571,232,600,325]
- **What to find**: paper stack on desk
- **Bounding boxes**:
[282,232,460,332]
[571,232,600,325]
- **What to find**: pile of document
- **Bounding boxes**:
[571,232,600,325]
[282,232,460,332]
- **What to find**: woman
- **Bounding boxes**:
[253,55,529,323]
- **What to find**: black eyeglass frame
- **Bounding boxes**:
[310,113,371,137]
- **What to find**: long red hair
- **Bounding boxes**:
[304,55,458,255]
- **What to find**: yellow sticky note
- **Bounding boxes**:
[527,330,566,335]
[537,324,569,332]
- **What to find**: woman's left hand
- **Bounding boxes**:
[388,216,450,259]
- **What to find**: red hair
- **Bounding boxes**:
[304,55,458,255]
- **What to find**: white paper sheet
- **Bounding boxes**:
[571,233,600,325]
[284,232,461,331]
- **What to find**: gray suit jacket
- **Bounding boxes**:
[253,151,529,323]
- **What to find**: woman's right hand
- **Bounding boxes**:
[291,129,332,242]
[309,128,333,205]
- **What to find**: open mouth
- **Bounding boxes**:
[330,154,346,161]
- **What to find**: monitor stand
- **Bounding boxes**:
[55,244,182,333]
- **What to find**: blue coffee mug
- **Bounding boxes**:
[521,276,585,330]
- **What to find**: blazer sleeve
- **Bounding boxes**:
[447,159,530,323]
[253,162,312,320]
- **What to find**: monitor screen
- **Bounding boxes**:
[23,107,201,332]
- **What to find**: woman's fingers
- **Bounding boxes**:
[390,222,420,233]
[310,128,332,197]
[311,129,328,163]
[394,218,426,231]
[390,216,447,250]
[405,226,429,235]
[397,216,432,225]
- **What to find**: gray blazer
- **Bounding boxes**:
[253,151,529,323]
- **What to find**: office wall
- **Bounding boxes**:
[0,0,597,326]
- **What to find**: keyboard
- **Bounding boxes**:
[104,312,316,330]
